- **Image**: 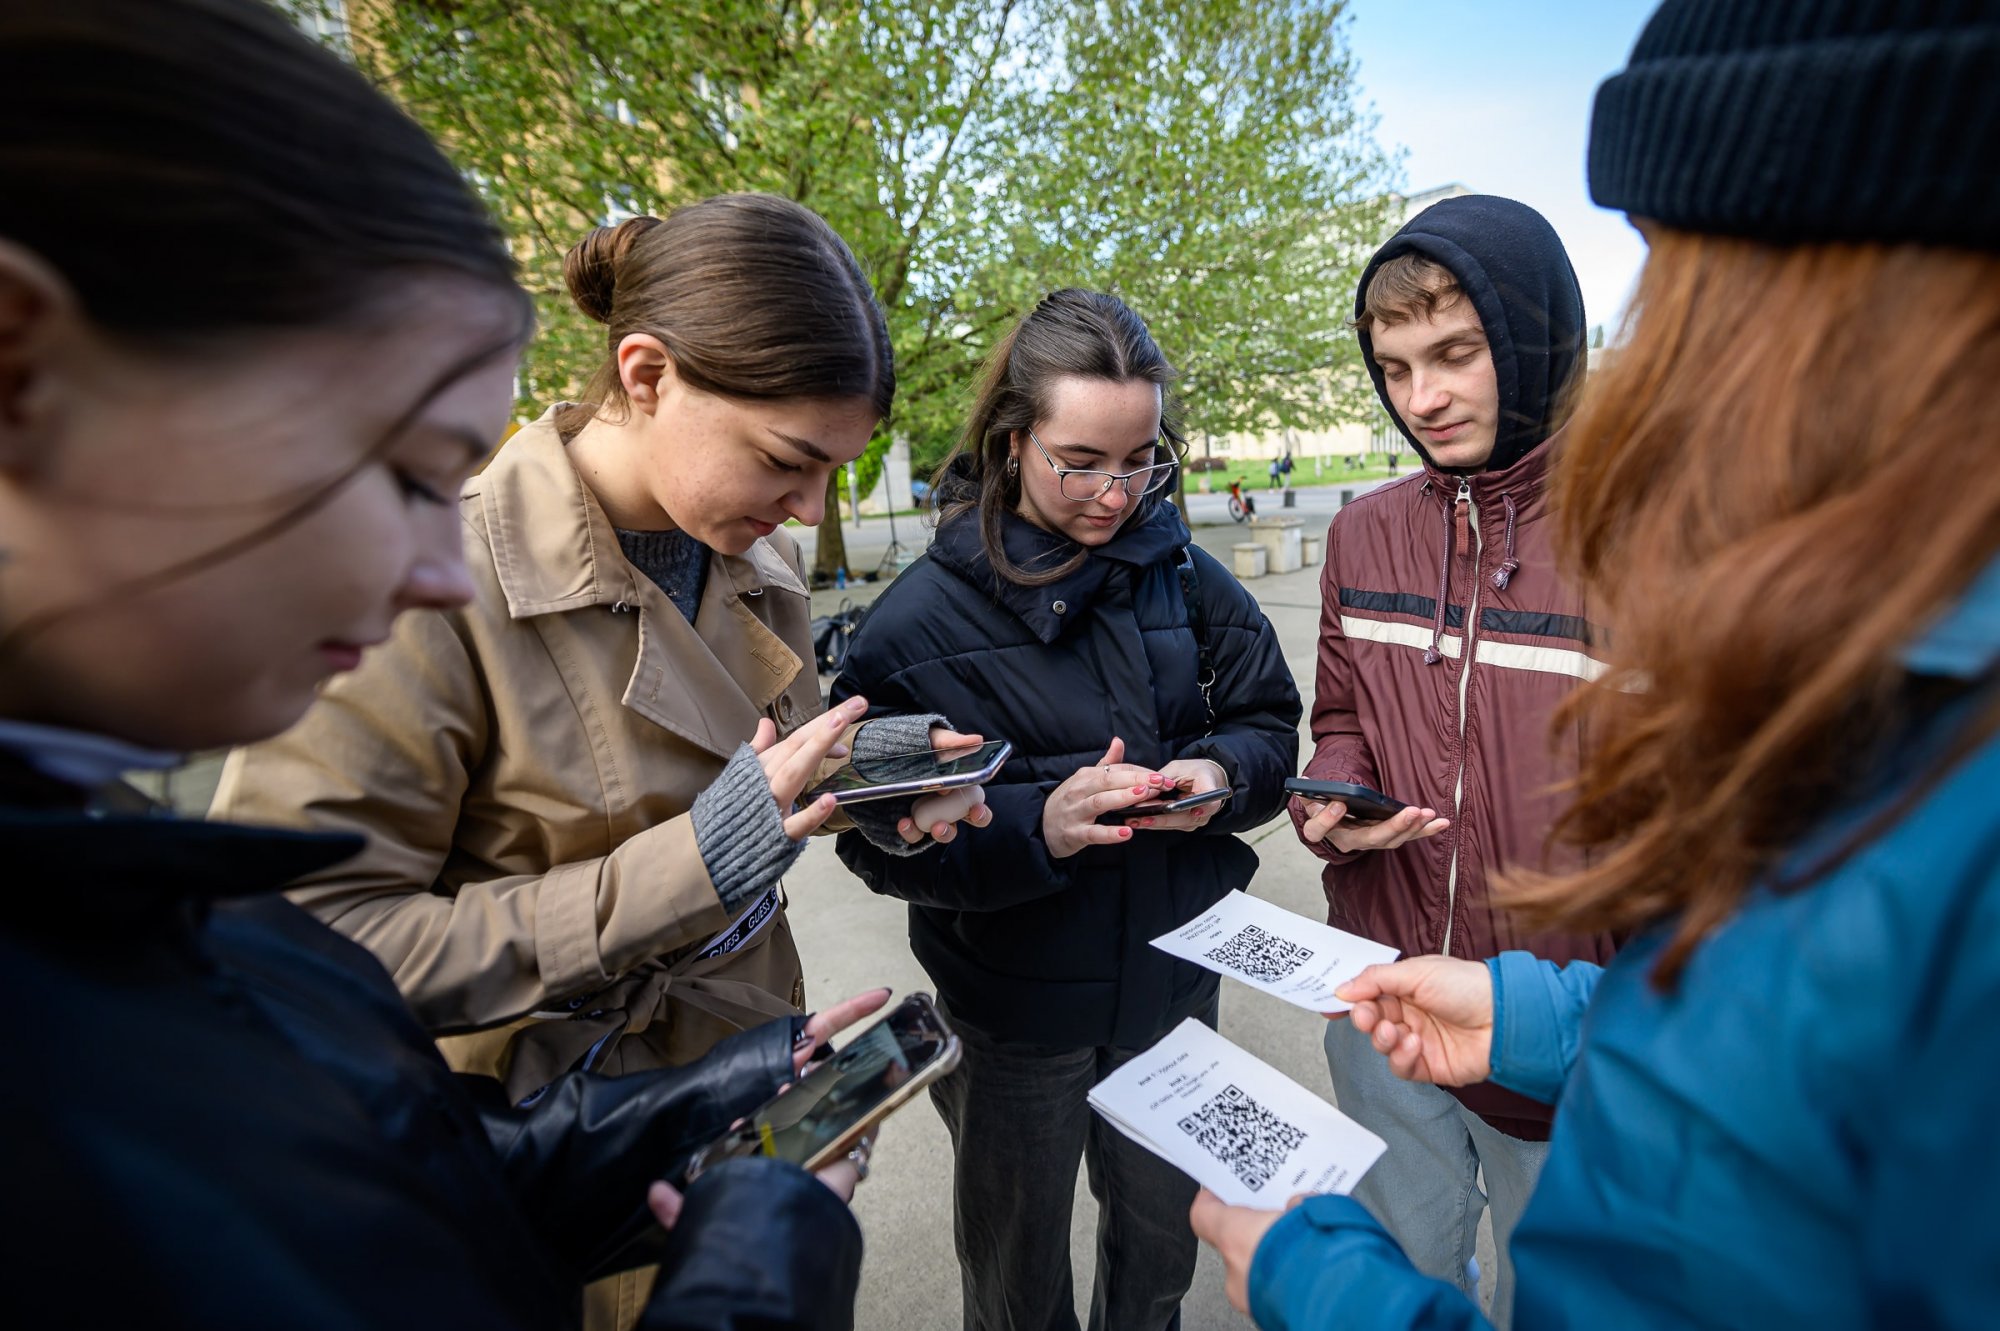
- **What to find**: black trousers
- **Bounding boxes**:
[930,998,1217,1331]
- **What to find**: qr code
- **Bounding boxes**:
[1204,923,1314,982]
[1177,1083,1305,1192]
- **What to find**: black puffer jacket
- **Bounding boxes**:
[0,765,859,1331]
[832,500,1300,1049]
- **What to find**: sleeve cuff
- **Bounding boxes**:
[692,743,807,916]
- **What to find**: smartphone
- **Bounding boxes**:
[683,993,961,1181]
[1106,786,1233,823]
[802,739,1012,806]
[1283,777,1410,825]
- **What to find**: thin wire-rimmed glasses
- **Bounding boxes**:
[1026,429,1178,503]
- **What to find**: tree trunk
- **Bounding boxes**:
[812,469,849,585]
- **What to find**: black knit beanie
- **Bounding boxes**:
[1588,1,2000,250]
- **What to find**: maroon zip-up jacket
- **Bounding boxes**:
[1292,434,1620,1139]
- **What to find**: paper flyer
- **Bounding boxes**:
[1087,1018,1387,1208]
[1151,890,1400,1013]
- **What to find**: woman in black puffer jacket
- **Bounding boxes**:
[833,289,1300,1331]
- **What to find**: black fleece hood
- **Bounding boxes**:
[1355,195,1585,473]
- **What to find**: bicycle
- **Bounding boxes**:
[1226,479,1257,523]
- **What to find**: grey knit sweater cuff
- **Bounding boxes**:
[843,712,950,857]
[692,743,807,916]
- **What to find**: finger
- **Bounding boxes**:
[1387,1029,1427,1082]
[803,987,895,1045]
[1334,963,1393,1003]
[1066,821,1136,847]
[748,717,780,755]
[647,1181,685,1231]
[1188,1188,1227,1241]
[965,801,992,828]
[897,816,924,846]
[931,821,956,843]
[1087,784,1165,817]
[1096,736,1125,768]
[1285,1194,1310,1211]
[1302,802,1349,843]
[928,728,983,751]
[814,1158,860,1203]
[767,699,869,797]
[779,793,840,840]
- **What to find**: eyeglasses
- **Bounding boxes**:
[1026,429,1178,503]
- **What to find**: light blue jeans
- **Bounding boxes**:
[1323,1016,1546,1329]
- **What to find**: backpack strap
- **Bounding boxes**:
[1176,546,1218,730]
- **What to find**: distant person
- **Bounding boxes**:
[1195,2,2000,1326]
[1281,194,1617,1326]
[833,289,1300,1331]
[1280,452,1295,489]
[1269,456,1283,490]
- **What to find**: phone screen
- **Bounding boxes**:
[700,997,955,1171]
[805,739,1011,800]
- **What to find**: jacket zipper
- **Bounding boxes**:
[1441,478,1480,957]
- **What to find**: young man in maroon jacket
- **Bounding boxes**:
[1290,195,1620,1328]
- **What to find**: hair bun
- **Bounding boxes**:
[562,215,662,324]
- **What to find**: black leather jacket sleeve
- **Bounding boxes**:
[461,1015,803,1281]
[639,1156,864,1331]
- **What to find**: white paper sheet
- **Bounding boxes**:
[1151,890,1400,1013]
[1087,1018,1387,1208]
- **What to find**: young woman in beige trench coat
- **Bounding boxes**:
[212,194,985,1330]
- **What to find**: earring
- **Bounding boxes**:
[1006,456,1019,478]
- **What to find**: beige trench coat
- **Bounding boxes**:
[213,408,836,1100]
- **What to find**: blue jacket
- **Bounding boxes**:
[1249,556,2000,1329]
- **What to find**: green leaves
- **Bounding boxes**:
[325,0,1394,477]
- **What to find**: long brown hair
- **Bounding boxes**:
[932,289,1188,587]
[555,194,893,436]
[1503,229,2000,986]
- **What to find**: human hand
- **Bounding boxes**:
[1189,1188,1306,1315]
[1330,956,1495,1086]
[1293,796,1448,853]
[1124,758,1229,832]
[1042,737,1167,859]
[895,727,995,845]
[644,1134,874,1228]
[752,695,871,838]
[791,987,894,1076]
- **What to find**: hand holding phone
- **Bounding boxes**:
[1114,758,1233,830]
[803,739,1013,806]
[1284,777,1449,854]
[684,992,961,1183]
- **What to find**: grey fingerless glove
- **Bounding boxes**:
[692,742,807,915]
[842,712,950,857]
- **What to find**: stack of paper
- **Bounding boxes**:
[1152,890,1399,1013]
[1088,1018,1387,1208]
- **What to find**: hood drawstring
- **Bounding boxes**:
[1425,481,1455,665]
[1492,493,1520,590]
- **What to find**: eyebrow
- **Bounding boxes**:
[770,429,832,463]
[1050,439,1158,463]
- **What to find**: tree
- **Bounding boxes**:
[315,0,1395,580]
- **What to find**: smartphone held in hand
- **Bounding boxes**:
[803,740,1012,805]
[684,993,962,1181]
[1283,777,1409,825]
[1105,786,1233,823]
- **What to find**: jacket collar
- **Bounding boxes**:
[474,407,806,621]
[0,762,362,933]
[1419,427,1558,507]
[1903,554,2000,680]
[930,500,1190,643]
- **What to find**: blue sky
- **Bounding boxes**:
[1345,0,1660,331]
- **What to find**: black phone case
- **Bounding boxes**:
[1283,778,1408,823]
